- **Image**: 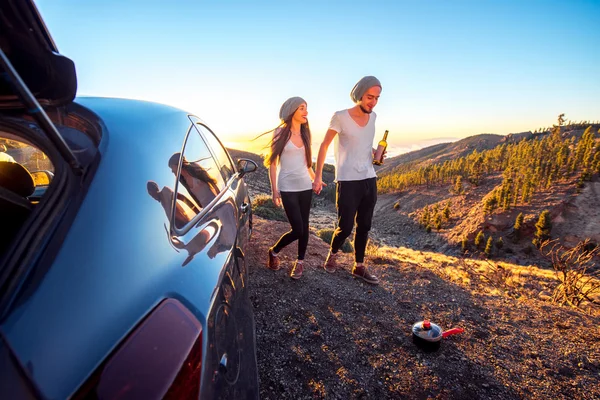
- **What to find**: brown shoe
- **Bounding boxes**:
[267,248,280,271]
[324,252,339,273]
[352,264,379,285]
[290,261,303,280]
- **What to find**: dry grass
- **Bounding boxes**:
[369,243,599,315]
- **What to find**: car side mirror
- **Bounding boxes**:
[30,170,54,186]
[236,158,258,178]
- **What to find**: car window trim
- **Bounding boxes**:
[188,116,236,183]
[171,123,230,237]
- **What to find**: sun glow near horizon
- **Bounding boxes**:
[36,0,600,152]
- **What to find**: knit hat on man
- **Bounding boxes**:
[279,96,306,121]
[350,76,382,103]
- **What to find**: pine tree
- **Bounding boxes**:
[513,212,524,243]
[433,213,442,231]
[443,201,451,220]
[475,231,485,249]
[533,210,552,247]
[421,206,430,227]
[484,237,493,258]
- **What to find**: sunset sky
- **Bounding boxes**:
[36,0,600,156]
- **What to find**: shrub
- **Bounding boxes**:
[365,241,389,264]
[496,237,504,250]
[475,231,485,249]
[541,239,600,310]
[252,194,287,222]
[316,228,354,253]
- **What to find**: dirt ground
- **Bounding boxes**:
[247,217,600,400]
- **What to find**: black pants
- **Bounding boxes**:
[272,189,312,260]
[331,178,377,263]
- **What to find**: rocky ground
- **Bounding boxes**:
[230,148,600,398]
[247,217,600,400]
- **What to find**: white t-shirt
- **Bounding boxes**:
[328,109,377,181]
[277,138,313,192]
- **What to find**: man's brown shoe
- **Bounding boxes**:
[267,248,281,271]
[324,252,339,273]
[290,261,303,280]
[352,264,379,285]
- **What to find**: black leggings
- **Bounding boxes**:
[331,178,377,263]
[272,189,313,260]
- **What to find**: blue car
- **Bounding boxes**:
[0,1,260,398]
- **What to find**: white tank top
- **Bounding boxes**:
[277,139,313,192]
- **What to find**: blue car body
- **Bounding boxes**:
[0,1,259,399]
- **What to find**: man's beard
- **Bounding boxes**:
[360,105,372,114]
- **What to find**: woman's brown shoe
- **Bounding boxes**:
[267,248,281,271]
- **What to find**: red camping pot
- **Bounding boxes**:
[412,320,464,351]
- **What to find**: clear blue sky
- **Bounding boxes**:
[36,0,600,155]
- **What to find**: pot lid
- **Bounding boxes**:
[412,320,443,342]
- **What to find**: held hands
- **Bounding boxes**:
[312,177,327,195]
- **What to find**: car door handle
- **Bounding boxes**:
[241,202,249,214]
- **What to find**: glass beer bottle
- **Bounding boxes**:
[373,130,388,165]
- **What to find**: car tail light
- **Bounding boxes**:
[73,298,203,400]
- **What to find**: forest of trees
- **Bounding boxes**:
[378,117,600,214]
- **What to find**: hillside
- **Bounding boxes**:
[378,124,600,177]
[377,133,507,175]
[228,124,600,397]
[247,217,600,399]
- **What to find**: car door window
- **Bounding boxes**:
[193,122,235,183]
[169,125,226,232]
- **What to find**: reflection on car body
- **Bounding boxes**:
[0,0,259,398]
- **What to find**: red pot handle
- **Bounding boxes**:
[442,328,464,338]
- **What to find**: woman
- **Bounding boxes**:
[168,153,220,210]
[264,97,315,279]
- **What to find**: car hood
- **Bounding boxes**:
[0,0,77,109]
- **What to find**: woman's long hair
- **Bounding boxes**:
[261,112,312,168]
[169,153,220,204]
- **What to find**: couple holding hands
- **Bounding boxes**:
[264,76,384,285]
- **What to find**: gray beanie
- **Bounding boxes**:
[279,96,306,121]
[350,76,382,103]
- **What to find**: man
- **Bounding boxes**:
[312,76,383,285]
